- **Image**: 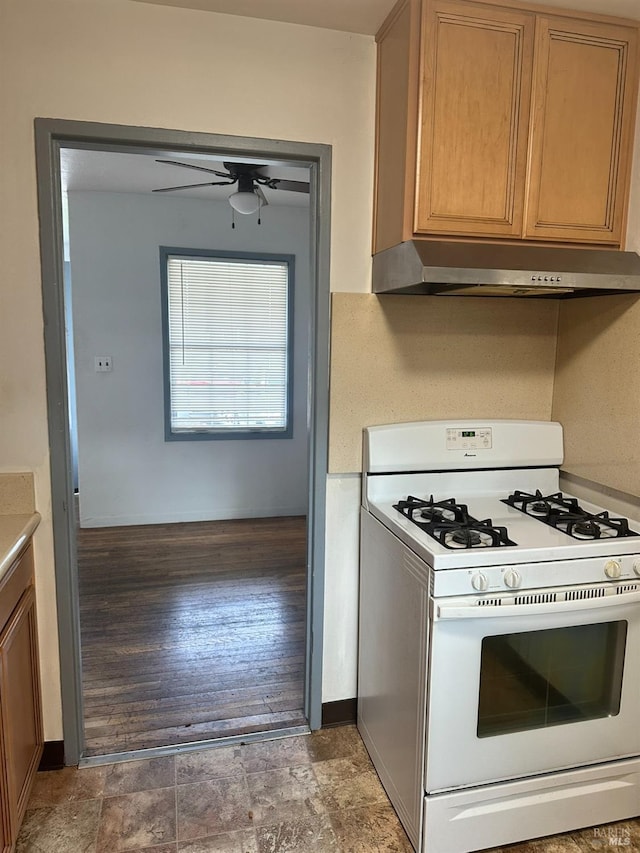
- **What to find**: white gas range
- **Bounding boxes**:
[357,420,640,853]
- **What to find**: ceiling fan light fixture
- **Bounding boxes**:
[228,190,260,215]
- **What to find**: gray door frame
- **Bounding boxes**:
[34,118,331,765]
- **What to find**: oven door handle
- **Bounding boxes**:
[434,590,640,620]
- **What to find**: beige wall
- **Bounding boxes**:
[552,294,640,497]
[0,0,375,740]
[551,84,640,502]
[329,294,560,473]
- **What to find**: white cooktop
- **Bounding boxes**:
[362,421,640,570]
[366,487,640,570]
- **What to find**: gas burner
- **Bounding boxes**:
[549,508,637,540]
[445,527,496,549]
[549,510,603,539]
[450,528,482,546]
[393,496,516,549]
[504,491,639,540]
[395,496,467,524]
[419,506,455,522]
[531,501,549,514]
[573,520,601,539]
[434,518,515,550]
[503,490,580,519]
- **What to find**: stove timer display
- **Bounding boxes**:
[446,427,492,451]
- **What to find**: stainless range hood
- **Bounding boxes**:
[372,240,640,298]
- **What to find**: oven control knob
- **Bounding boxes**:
[634,560,640,578]
[504,569,521,589]
[471,572,489,592]
[604,560,622,580]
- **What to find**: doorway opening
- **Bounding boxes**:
[35,120,331,765]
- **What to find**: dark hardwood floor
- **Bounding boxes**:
[77,516,307,756]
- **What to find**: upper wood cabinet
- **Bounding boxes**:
[416,1,535,238]
[373,0,640,252]
[526,16,639,242]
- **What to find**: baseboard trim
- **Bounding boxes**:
[321,698,357,727]
[38,741,65,771]
[79,508,308,528]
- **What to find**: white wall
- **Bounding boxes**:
[0,0,375,740]
[322,474,361,702]
[68,190,309,526]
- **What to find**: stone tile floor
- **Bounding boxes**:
[16,725,640,852]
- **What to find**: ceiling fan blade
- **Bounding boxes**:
[152,180,236,193]
[156,159,230,178]
[255,186,269,207]
[271,179,310,194]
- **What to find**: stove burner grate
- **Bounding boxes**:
[394,495,516,550]
[503,490,639,540]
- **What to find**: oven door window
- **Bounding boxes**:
[477,620,627,738]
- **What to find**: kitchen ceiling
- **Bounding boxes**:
[60,149,310,208]
[129,0,640,33]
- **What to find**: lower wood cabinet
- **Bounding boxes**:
[0,543,43,851]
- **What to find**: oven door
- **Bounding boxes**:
[425,587,640,793]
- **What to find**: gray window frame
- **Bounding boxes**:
[160,247,295,442]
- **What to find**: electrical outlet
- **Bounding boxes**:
[94,356,112,372]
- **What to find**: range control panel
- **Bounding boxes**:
[431,555,640,598]
[446,427,492,451]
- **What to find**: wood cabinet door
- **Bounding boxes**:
[525,17,639,244]
[0,586,43,840]
[416,0,534,237]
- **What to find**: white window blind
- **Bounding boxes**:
[165,255,290,435]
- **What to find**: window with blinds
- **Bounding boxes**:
[160,249,294,440]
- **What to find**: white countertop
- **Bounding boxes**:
[0,513,41,579]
